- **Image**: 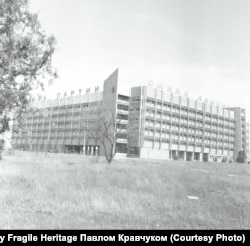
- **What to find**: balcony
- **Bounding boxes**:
[116,139,128,144]
[117,119,128,124]
[118,100,129,106]
[117,109,129,115]
[117,129,127,134]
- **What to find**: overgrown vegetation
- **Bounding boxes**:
[0,151,249,229]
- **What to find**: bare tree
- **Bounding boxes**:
[88,107,123,163]
[0,0,57,136]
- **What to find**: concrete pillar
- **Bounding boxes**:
[191,152,194,161]
[199,153,203,161]
[184,151,187,161]
[91,146,94,155]
[176,150,178,160]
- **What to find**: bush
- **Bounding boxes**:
[236,150,246,163]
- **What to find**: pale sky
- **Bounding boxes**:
[30,0,250,121]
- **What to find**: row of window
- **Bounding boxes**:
[22,108,130,124]
[146,106,204,118]
[144,121,235,134]
[145,117,234,129]
[144,131,234,142]
[144,132,234,141]
[25,103,102,116]
[143,137,234,148]
[145,98,233,116]
[145,110,234,126]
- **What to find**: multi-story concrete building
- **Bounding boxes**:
[230,107,249,162]
[11,69,129,156]
[11,69,249,163]
[127,85,248,163]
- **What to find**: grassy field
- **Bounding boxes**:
[0,151,250,229]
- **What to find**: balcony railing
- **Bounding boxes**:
[116,139,128,143]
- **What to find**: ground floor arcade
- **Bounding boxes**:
[131,147,234,163]
[170,150,232,162]
[13,142,127,156]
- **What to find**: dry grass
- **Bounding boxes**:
[0,151,250,229]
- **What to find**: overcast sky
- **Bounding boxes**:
[30,0,250,120]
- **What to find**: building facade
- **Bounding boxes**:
[11,69,129,156]
[127,85,249,163]
[230,107,249,162]
[11,70,249,163]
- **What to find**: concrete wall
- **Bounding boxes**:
[140,147,170,159]
[102,69,118,113]
[231,108,242,162]
[100,69,119,158]
[32,91,102,109]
